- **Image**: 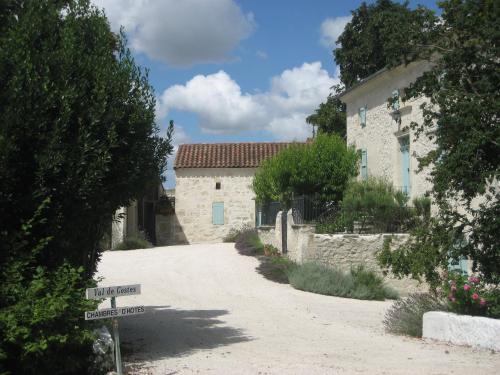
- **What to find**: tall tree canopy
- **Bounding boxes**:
[0,1,173,372]
[306,92,346,139]
[378,0,500,285]
[334,0,438,88]
[253,134,358,206]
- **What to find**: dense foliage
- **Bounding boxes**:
[380,0,500,285]
[287,263,398,301]
[334,0,438,88]
[252,133,358,206]
[316,178,430,234]
[113,232,153,250]
[306,92,346,139]
[0,1,173,373]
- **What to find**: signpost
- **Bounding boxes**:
[85,284,144,375]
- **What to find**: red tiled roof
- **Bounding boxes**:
[174,142,302,169]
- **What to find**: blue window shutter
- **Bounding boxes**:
[359,106,366,127]
[361,149,368,180]
[392,90,400,111]
[212,202,224,225]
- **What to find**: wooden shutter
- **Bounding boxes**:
[212,202,224,225]
[361,149,368,180]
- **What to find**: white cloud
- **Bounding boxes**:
[320,16,351,49]
[92,0,255,67]
[256,50,268,59]
[160,71,266,134]
[157,62,338,141]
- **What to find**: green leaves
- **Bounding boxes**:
[335,0,438,88]
[399,0,500,284]
[252,133,358,206]
[306,92,346,138]
[0,1,174,372]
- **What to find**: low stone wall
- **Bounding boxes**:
[257,211,282,251]
[423,311,500,351]
[258,209,426,294]
[305,232,424,294]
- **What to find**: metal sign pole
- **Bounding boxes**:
[110,296,123,375]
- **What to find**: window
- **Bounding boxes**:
[215,182,221,190]
[360,148,368,180]
[212,202,224,225]
[392,89,400,111]
[358,106,367,127]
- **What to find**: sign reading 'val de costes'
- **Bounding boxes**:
[85,305,145,320]
[86,284,141,300]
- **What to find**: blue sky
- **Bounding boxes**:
[93,0,439,187]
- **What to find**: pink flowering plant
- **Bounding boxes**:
[442,272,489,316]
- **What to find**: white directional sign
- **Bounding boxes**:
[85,305,145,320]
[85,284,141,300]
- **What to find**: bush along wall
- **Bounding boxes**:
[0,1,173,373]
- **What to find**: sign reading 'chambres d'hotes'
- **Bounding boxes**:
[85,284,141,300]
[85,305,145,320]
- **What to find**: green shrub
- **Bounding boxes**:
[113,232,153,250]
[253,133,358,205]
[287,263,398,300]
[234,228,264,256]
[223,225,251,243]
[257,255,295,284]
[0,263,99,374]
[384,293,448,337]
[341,177,413,233]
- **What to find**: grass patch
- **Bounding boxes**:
[113,232,153,250]
[384,293,447,337]
[257,254,296,284]
[223,224,251,243]
[287,263,398,301]
[234,228,264,256]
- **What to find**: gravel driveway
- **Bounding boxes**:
[96,243,499,374]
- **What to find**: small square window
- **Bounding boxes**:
[215,182,221,190]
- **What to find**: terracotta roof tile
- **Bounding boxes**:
[174,142,302,169]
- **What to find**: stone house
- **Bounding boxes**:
[338,60,435,200]
[173,142,296,244]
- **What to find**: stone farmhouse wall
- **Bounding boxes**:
[343,60,435,201]
[175,167,257,243]
[258,210,426,295]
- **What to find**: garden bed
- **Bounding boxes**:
[423,311,500,351]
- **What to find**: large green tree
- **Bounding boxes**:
[253,134,358,206]
[0,1,173,373]
[334,0,438,88]
[378,0,500,285]
[306,92,346,139]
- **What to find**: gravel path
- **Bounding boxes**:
[96,243,499,374]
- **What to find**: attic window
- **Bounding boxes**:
[215,182,221,190]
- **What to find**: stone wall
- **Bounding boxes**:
[111,207,126,249]
[343,60,435,201]
[259,209,425,294]
[175,167,257,243]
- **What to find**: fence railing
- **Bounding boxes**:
[255,201,282,227]
[257,194,416,233]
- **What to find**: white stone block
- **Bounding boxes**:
[423,311,500,351]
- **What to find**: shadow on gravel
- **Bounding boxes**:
[255,256,291,284]
[120,306,251,364]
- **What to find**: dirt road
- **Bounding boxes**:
[96,243,499,374]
